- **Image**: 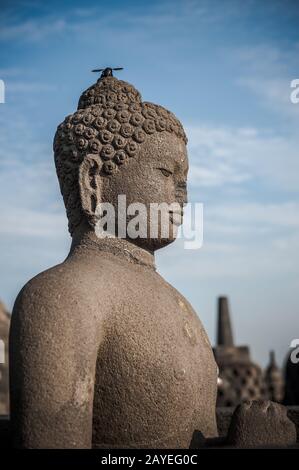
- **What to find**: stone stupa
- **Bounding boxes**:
[214,297,265,407]
[264,351,284,403]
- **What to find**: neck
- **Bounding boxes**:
[69,221,156,270]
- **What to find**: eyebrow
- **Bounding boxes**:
[174,156,188,170]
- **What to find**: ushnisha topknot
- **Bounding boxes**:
[54,76,187,234]
[77,76,142,110]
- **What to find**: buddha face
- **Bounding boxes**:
[81,132,189,251]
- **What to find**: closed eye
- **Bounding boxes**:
[158,168,173,177]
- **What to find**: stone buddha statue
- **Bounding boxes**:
[9,72,218,448]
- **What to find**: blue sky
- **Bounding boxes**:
[0,0,298,367]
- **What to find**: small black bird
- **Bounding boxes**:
[91,67,123,78]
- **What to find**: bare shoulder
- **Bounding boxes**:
[12,260,109,331]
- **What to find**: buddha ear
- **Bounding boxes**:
[79,154,102,219]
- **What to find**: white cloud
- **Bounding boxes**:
[6,82,57,93]
[238,76,299,121]
[189,161,251,187]
[234,43,299,122]
[0,108,65,238]
[0,18,66,42]
[0,207,66,238]
[186,125,299,192]
[0,67,23,78]
[0,0,247,44]
[207,202,299,229]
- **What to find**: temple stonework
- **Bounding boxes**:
[214,297,266,407]
[213,297,288,408]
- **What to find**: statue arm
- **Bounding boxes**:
[9,277,99,449]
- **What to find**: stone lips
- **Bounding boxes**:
[54,76,187,235]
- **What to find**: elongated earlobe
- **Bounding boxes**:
[79,154,102,222]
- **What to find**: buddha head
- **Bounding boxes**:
[54,75,188,251]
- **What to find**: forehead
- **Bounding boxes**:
[146,132,188,170]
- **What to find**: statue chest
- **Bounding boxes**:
[92,270,217,447]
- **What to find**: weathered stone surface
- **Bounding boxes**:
[0,301,10,415]
[216,407,236,437]
[3,406,299,449]
[216,406,299,444]
[9,74,218,448]
[227,400,297,448]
